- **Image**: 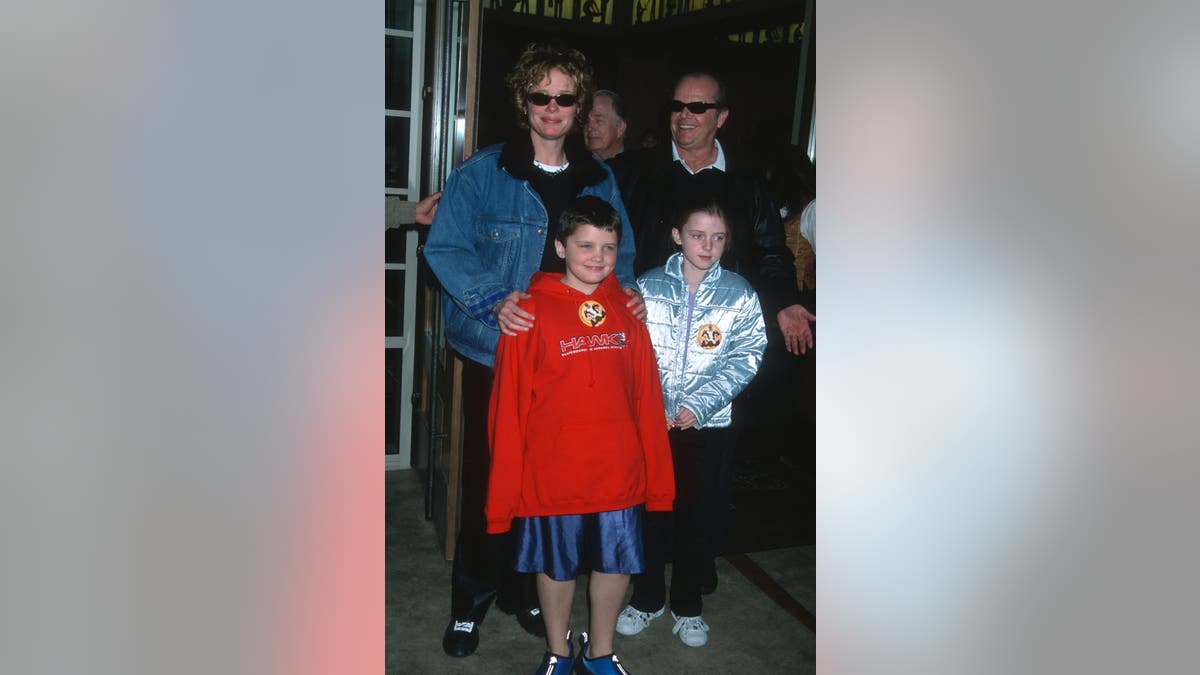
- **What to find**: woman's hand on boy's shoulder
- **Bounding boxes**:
[494,290,534,336]
[623,287,646,322]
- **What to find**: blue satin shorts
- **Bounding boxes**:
[513,505,645,581]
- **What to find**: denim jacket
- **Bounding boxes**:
[636,253,767,428]
[424,136,636,367]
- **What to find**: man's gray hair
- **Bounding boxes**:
[593,89,626,123]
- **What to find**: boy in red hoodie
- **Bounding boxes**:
[487,195,674,675]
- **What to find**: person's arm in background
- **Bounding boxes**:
[780,197,817,355]
[414,191,441,226]
[750,181,815,355]
[799,198,816,252]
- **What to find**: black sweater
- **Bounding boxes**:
[608,146,806,321]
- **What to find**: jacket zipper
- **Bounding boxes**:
[675,276,695,407]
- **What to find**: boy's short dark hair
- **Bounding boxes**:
[557,196,622,243]
[670,194,732,251]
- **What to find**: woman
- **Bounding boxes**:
[422,42,643,664]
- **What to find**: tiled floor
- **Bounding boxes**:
[386,470,814,674]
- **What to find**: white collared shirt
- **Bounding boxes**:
[672,139,726,174]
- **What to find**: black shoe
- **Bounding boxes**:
[516,606,546,638]
[442,618,479,657]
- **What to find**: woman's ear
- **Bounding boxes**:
[671,228,683,246]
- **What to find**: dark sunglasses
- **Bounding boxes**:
[527,92,579,107]
[668,99,721,114]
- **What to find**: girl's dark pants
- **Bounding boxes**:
[629,425,734,617]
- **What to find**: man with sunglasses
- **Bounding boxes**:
[607,70,815,646]
[610,71,813,355]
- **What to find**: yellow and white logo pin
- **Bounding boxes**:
[578,300,607,328]
[696,323,722,349]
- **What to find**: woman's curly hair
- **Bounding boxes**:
[504,43,595,131]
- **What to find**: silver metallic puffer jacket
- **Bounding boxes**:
[636,253,767,428]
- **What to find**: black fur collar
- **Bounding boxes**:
[497,133,607,189]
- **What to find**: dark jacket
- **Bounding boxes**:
[607,145,804,321]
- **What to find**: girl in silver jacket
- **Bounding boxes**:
[619,195,767,648]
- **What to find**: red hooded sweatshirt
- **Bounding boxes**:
[486,271,675,534]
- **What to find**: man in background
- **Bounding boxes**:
[608,71,814,355]
[584,89,628,160]
[608,70,814,606]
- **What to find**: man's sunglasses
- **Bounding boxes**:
[527,92,579,107]
[668,100,721,114]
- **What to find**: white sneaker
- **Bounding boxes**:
[615,604,665,636]
[671,612,710,647]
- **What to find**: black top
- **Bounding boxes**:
[607,145,806,319]
[527,167,573,274]
[495,134,610,279]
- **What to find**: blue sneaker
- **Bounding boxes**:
[532,631,575,675]
[577,631,633,675]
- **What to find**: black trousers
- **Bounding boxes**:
[629,425,734,617]
[449,356,536,622]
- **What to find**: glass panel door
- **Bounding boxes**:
[418,0,483,559]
